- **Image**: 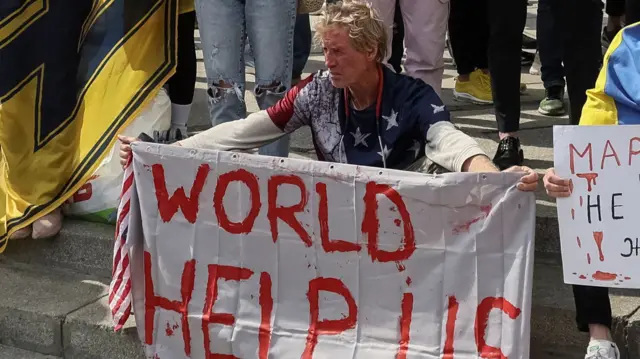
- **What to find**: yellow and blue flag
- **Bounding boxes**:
[581,23,640,126]
[0,0,178,252]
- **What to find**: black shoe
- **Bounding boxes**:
[493,136,524,170]
[522,33,537,50]
[521,51,534,67]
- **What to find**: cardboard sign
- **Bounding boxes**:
[114,143,535,359]
[554,125,640,288]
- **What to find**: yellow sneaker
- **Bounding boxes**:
[453,70,493,104]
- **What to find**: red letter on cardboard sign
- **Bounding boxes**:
[474,297,522,359]
[267,175,312,246]
[202,264,254,359]
[629,137,640,165]
[316,182,361,253]
[144,251,196,356]
[153,163,210,223]
[569,143,593,174]
[600,139,621,169]
[361,182,416,263]
[303,277,358,359]
[213,169,261,234]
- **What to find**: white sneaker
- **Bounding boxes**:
[585,340,620,359]
[529,51,541,76]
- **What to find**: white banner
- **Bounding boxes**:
[554,125,640,288]
[124,143,535,359]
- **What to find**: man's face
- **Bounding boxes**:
[322,26,374,88]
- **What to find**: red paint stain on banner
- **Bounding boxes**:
[394,219,401,227]
[576,236,582,248]
[576,173,598,192]
[213,169,261,234]
[571,208,575,219]
[587,253,591,264]
[259,272,273,359]
[480,204,492,217]
[396,293,413,359]
[592,271,617,281]
[405,277,412,286]
[165,322,179,337]
[475,297,522,359]
[453,216,483,234]
[579,275,587,279]
[153,163,210,223]
[625,276,632,280]
[362,182,415,268]
[268,175,312,247]
[303,277,357,359]
[580,196,583,207]
[316,183,361,253]
[443,296,459,359]
[593,231,605,261]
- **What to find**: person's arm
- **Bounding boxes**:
[177,110,285,151]
[425,121,495,172]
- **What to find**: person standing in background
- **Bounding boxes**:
[388,0,404,74]
[195,0,296,158]
[536,0,602,125]
[447,0,528,170]
[365,0,448,96]
[163,0,197,141]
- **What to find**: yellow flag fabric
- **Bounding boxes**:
[0,0,178,252]
[179,0,195,14]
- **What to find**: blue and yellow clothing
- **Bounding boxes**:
[581,23,640,126]
[179,0,195,14]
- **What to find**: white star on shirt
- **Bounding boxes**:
[431,104,445,114]
[350,127,371,147]
[408,140,421,158]
[382,109,399,130]
[377,144,391,160]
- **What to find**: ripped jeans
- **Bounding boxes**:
[195,0,296,157]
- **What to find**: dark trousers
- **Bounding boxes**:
[574,285,612,332]
[292,13,312,80]
[167,11,196,105]
[627,0,640,23]
[606,0,625,16]
[388,0,404,74]
[448,0,527,133]
[536,0,602,125]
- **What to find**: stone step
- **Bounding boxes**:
[0,345,60,359]
[0,259,142,358]
[3,220,114,278]
[1,255,638,359]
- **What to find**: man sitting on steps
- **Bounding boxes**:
[119,1,538,193]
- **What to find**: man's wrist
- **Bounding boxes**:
[462,154,499,173]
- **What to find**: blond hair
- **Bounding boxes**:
[314,1,388,62]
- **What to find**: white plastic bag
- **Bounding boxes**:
[62,88,171,223]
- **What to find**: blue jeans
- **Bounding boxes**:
[293,13,312,79]
[195,0,296,157]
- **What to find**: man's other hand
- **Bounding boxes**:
[118,135,140,169]
[503,165,538,192]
